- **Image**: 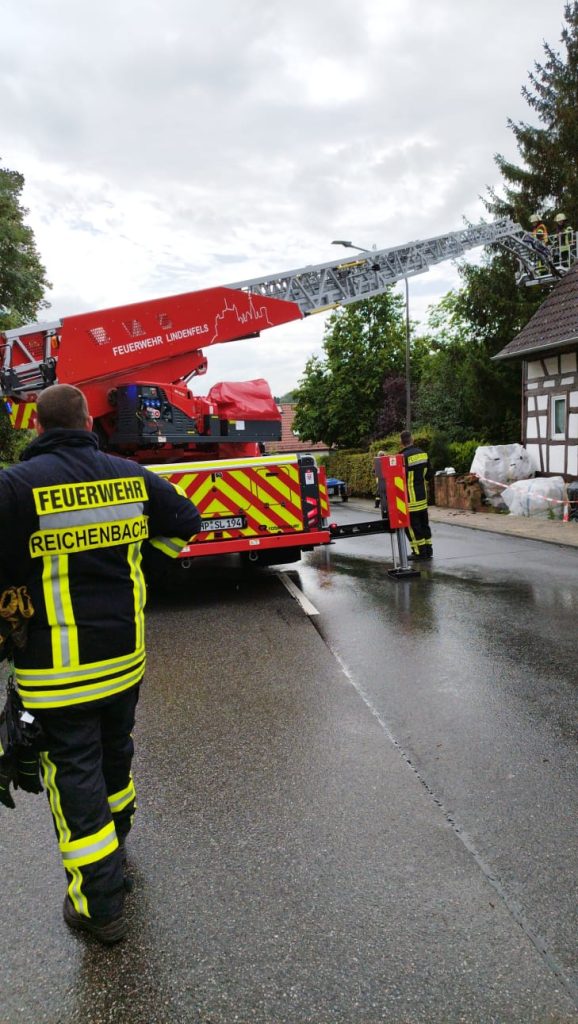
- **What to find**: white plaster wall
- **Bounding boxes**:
[537,395,548,410]
[525,444,541,471]
[545,356,559,375]
[567,446,578,476]
[526,416,538,439]
[527,360,543,380]
[549,446,565,473]
[569,413,578,438]
[561,352,577,373]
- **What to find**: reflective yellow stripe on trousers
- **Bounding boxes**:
[40,752,88,916]
[108,776,136,814]
[60,820,118,868]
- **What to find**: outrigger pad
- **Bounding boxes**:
[387,567,421,580]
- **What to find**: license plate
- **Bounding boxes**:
[200,516,246,532]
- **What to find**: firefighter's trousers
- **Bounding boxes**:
[37,684,140,920]
[406,509,433,557]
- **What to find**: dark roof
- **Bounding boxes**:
[263,403,329,454]
[495,264,578,361]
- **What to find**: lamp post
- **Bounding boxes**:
[331,240,411,429]
[403,276,411,431]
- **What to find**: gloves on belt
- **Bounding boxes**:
[0,585,34,661]
[0,756,16,809]
[0,677,45,809]
[16,751,44,794]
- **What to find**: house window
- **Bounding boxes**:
[552,396,566,438]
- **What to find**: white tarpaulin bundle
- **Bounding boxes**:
[470,444,535,508]
[501,476,566,518]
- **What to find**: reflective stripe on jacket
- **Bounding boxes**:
[0,429,201,709]
[401,444,431,512]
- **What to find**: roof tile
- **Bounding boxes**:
[496,264,578,360]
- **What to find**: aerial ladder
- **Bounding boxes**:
[0,216,570,570]
[0,215,567,445]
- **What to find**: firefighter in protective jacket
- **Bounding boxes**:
[0,384,201,943]
[400,430,433,560]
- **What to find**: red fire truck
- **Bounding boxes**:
[0,217,539,572]
[1,285,333,570]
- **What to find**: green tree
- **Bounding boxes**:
[293,291,406,448]
[416,270,533,443]
[488,1,578,227]
[290,354,332,444]
[416,293,475,439]
[417,7,578,444]
[0,162,50,461]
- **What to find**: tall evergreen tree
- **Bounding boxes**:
[488,2,578,226]
[0,162,50,461]
[416,6,578,445]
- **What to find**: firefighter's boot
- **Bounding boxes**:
[63,896,127,944]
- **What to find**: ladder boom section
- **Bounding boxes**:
[226,218,526,315]
[1,217,539,409]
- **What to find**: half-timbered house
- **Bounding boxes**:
[495,265,578,479]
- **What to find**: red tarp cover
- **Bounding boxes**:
[207,379,280,420]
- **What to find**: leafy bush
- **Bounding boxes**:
[0,419,33,465]
[427,431,451,473]
[447,438,487,476]
[368,435,399,456]
[327,432,489,498]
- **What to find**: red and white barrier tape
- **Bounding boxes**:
[474,474,577,510]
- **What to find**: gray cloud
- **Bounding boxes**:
[0,0,569,390]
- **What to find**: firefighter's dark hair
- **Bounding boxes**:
[400,429,412,446]
[36,384,90,430]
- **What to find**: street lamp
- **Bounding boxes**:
[331,240,375,251]
[331,240,412,430]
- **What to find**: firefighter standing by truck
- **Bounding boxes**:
[0,384,201,944]
[400,430,433,560]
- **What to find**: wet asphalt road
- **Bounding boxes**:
[300,509,578,989]
[1,510,577,1024]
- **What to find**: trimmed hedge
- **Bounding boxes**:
[327,429,487,498]
[327,451,377,496]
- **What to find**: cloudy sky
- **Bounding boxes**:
[1,0,569,396]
